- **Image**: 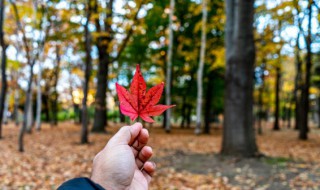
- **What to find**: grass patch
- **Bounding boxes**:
[262,157,293,167]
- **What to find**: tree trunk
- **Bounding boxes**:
[19,64,34,152]
[43,92,50,122]
[195,0,208,135]
[0,0,7,139]
[3,93,9,124]
[91,0,144,131]
[257,64,265,135]
[180,96,186,128]
[273,65,281,130]
[26,98,33,133]
[204,73,213,134]
[165,0,175,133]
[299,1,313,140]
[14,89,19,126]
[186,104,192,128]
[35,61,42,131]
[162,97,167,128]
[91,47,108,132]
[181,71,195,128]
[287,95,293,128]
[294,33,302,130]
[51,45,61,126]
[318,95,320,128]
[221,0,258,157]
[81,0,92,144]
[91,0,114,133]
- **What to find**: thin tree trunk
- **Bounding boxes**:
[186,104,192,128]
[0,0,7,139]
[36,60,42,131]
[204,72,213,134]
[221,0,258,157]
[293,0,303,131]
[34,4,49,130]
[162,96,166,128]
[26,97,33,133]
[274,65,281,130]
[51,45,60,126]
[180,96,186,128]
[3,93,9,124]
[273,19,283,131]
[43,91,50,122]
[299,1,313,140]
[318,94,320,128]
[14,89,19,126]
[81,0,92,144]
[165,0,175,133]
[19,65,34,152]
[181,71,195,128]
[12,0,47,150]
[195,0,208,135]
[287,104,292,128]
[257,64,265,135]
[294,33,302,130]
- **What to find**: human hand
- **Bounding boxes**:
[91,123,155,190]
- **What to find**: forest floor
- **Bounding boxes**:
[1,122,320,190]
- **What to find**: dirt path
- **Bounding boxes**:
[155,151,320,189]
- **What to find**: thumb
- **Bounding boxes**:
[108,122,143,146]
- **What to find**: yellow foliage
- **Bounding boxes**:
[210,48,225,69]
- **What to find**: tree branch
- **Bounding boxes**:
[9,0,32,65]
[111,0,146,63]
[31,3,51,66]
[0,0,6,49]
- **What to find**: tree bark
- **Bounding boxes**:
[221,0,258,157]
[165,0,175,133]
[51,45,61,126]
[273,65,281,130]
[186,104,192,128]
[26,97,33,133]
[195,0,208,135]
[91,45,108,132]
[299,1,313,140]
[14,89,19,126]
[43,91,50,122]
[180,96,186,128]
[204,72,214,134]
[257,64,265,135]
[318,95,320,128]
[35,60,42,131]
[0,0,7,139]
[11,0,47,151]
[19,64,34,152]
[91,0,145,132]
[294,33,302,130]
[91,0,113,133]
[81,0,92,144]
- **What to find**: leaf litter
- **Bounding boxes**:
[1,123,320,189]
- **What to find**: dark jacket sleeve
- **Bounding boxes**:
[57,177,105,190]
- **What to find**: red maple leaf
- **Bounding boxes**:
[116,64,175,123]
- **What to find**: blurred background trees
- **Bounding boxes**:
[0,0,318,155]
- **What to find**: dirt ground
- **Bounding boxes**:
[1,122,320,189]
